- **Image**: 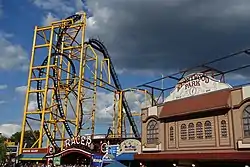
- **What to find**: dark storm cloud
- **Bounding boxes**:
[88,0,250,74]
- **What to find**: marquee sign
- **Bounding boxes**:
[165,73,232,102]
[64,136,92,148]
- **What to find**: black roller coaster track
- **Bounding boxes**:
[86,39,140,138]
[36,14,83,149]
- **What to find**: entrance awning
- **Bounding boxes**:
[19,153,46,161]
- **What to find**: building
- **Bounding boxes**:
[135,72,250,167]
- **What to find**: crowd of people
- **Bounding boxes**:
[4,164,92,167]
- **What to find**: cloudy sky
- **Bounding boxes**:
[1,0,250,136]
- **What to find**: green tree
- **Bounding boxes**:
[10,130,40,148]
[0,135,7,164]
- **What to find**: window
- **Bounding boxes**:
[196,122,203,139]
[204,121,212,139]
[180,124,187,140]
[147,120,158,144]
[170,126,174,141]
[221,120,227,138]
[243,106,250,137]
[188,123,195,140]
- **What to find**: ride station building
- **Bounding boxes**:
[135,72,250,167]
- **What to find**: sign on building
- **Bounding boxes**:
[64,135,92,148]
[92,154,103,167]
[165,73,232,102]
[53,156,61,166]
[22,148,48,154]
[119,139,141,154]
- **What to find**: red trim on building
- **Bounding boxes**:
[135,152,250,161]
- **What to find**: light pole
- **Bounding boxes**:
[161,74,164,103]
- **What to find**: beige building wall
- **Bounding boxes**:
[163,114,233,151]
[142,87,250,153]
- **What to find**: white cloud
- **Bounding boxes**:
[0,100,6,104]
[15,85,27,93]
[0,85,8,105]
[30,0,111,33]
[15,85,54,112]
[15,85,38,111]
[0,124,21,137]
[0,32,28,71]
[94,90,151,123]
[42,12,59,26]
[0,84,7,90]
[31,0,75,16]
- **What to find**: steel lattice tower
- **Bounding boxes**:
[19,12,142,155]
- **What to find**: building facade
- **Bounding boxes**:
[136,73,250,166]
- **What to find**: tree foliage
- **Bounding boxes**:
[0,130,40,164]
[10,130,40,148]
[0,135,7,164]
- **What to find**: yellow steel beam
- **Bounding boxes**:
[74,14,87,136]
[19,26,38,155]
[38,25,54,148]
[34,43,50,48]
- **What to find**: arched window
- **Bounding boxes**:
[170,126,174,141]
[204,121,212,139]
[188,123,195,140]
[243,106,250,137]
[196,122,203,139]
[221,120,227,138]
[180,124,187,140]
[147,120,158,144]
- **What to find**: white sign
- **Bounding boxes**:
[64,136,92,148]
[22,149,39,153]
[119,139,141,153]
[165,73,232,102]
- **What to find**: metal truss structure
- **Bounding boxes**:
[112,88,155,137]
[137,48,250,105]
[19,12,144,154]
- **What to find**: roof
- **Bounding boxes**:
[105,161,127,167]
[159,89,231,119]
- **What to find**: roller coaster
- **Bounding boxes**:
[18,12,154,155]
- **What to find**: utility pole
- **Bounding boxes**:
[161,74,164,103]
[161,74,164,89]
